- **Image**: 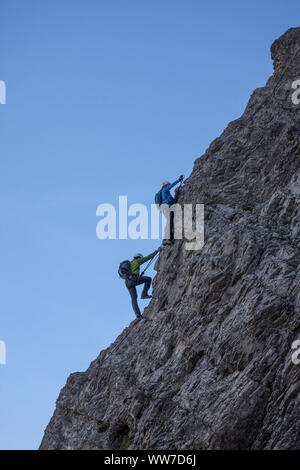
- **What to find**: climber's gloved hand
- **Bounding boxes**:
[179,174,184,181]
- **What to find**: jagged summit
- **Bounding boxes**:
[271,27,300,77]
[40,28,300,450]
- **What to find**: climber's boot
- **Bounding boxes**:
[163,239,174,245]
[141,293,152,299]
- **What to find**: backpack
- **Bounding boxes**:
[118,260,132,279]
[154,190,163,206]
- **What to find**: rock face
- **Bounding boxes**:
[40,28,300,450]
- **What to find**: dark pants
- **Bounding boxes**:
[125,275,152,317]
[161,205,175,241]
[170,211,174,241]
[161,191,179,242]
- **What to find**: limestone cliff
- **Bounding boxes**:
[40,28,300,450]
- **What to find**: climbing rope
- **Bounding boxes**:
[99,318,141,367]
[99,254,160,365]
[140,252,159,276]
[95,253,160,366]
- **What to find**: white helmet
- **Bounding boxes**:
[133,253,143,259]
[161,181,170,188]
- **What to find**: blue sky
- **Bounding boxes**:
[0,0,298,450]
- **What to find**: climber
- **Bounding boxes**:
[121,249,162,319]
[154,175,184,244]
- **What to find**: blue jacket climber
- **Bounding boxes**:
[154,175,184,244]
[160,177,184,206]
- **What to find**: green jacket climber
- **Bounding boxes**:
[130,250,159,276]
